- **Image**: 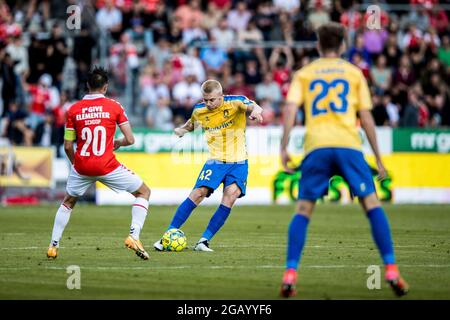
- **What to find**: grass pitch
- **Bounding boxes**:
[0,204,449,300]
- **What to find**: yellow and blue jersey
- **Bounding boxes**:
[286,57,372,155]
[190,95,254,162]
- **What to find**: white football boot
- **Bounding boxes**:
[193,240,214,252]
[153,238,164,251]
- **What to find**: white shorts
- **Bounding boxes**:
[66,164,144,197]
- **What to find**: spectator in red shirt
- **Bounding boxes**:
[428,6,449,35]
[27,74,52,129]
[227,72,254,100]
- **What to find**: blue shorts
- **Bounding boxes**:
[193,159,248,198]
[298,148,376,201]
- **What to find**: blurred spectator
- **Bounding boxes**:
[200,38,228,77]
[182,19,208,47]
[273,0,301,14]
[363,28,388,57]
[210,17,236,50]
[5,33,28,80]
[269,46,294,96]
[73,27,96,98]
[122,1,154,51]
[2,101,33,146]
[238,19,264,45]
[174,0,204,31]
[244,59,262,86]
[140,66,170,114]
[370,55,392,94]
[428,5,449,35]
[348,33,371,65]
[45,22,68,91]
[95,0,123,40]
[269,12,293,43]
[146,96,174,130]
[400,89,421,127]
[227,72,254,99]
[401,5,430,31]
[438,35,450,67]
[393,55,416,109]
[202,2,223,30]
[33,109,63,149]
[172,73,202,120]
[307,1,331,31]
[210,0,232,12]
[254,1,276,41]
[401,23,423,51]
[382,33,402,68]
[255,72,282,111]
[147,1,171,42]
[182,47,206,83]
[371,94,389,126]
[26,73,52,129]
[227,1,252,32]
[1,52,18,116]
[339,1,363,43]
[27,34,47,84]
[109,32,139,113]
[383,94,400,127]
[351,52,370,80]
[148,36,172,70]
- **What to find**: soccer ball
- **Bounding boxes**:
[162,228,187,252]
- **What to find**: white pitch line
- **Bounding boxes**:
[0,264,449,272]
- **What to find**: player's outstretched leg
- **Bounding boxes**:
[154,187,207,251]
[281,212,310,298]
[125,184,151,260]
[47,195,77,259]
[194,184,240,252]
[361,194,409,297]
[194,204,231,252]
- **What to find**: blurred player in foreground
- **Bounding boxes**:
[279,22,409,297]
[154,80,263,251]
[47,67,152,260]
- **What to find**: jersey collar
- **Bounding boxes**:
[83,94,105,100]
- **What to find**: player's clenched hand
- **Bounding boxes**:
[113,139,121,151]
[281,148,295,174]
[376,159,387,181]
[249,110,263,123]
[174,127,187,137]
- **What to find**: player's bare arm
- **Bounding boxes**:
[174,119,195,137]
[114,122,135,150]
[280,101,298,173]
[64,139,75,164]
[359,109,387,180]
[247,103,264,123]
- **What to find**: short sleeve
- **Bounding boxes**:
[236,96,254,112]
[64,111,76,141]
[286,71,304,106]
[65,110,74,130]
[116,102,129,126]
[357,71,372,111]
[190,109,198,123]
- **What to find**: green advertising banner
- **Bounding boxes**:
[393,128,450,153]
[116,127,393,154]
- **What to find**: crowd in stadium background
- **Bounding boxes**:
[0,0,449,156]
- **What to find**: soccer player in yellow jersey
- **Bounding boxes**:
[279,22,409,297]
[154,79,263,251]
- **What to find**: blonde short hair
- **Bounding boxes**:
[201,79,223,95]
